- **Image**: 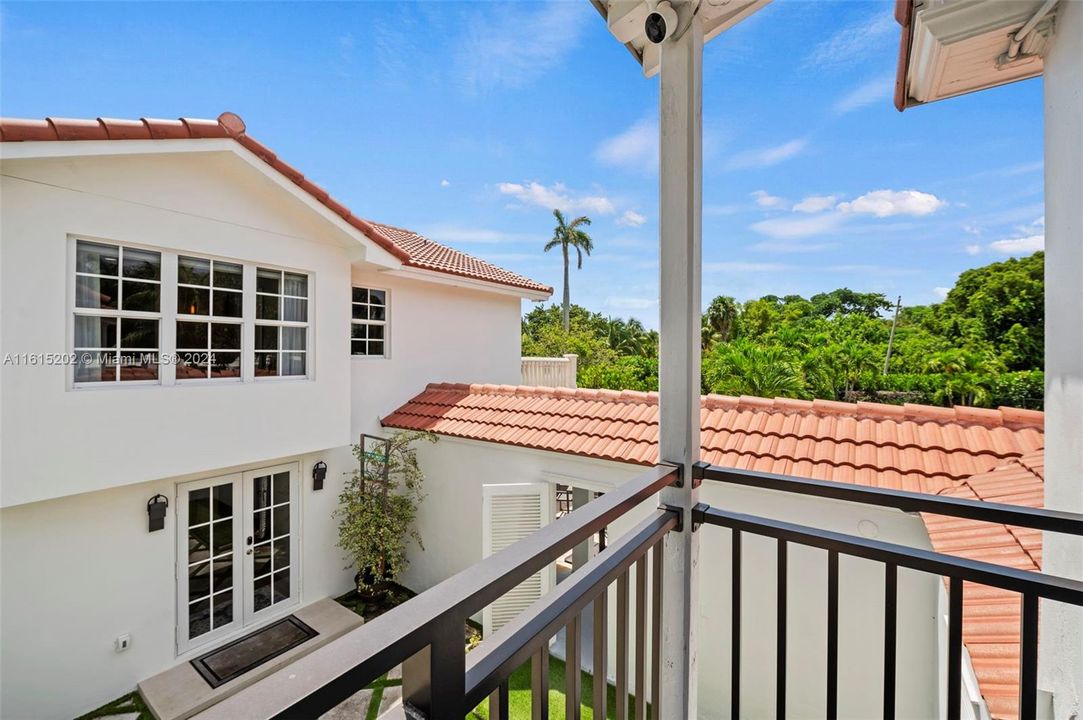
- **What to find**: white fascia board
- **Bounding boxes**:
[908,0,1050,104]
[382,266,552,301]
[0,138,404,269]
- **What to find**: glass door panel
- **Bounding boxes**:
[177,475,241,653]
[243,464,299,625]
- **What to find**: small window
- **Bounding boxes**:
[176,256,243,380]
[73,240,161,383]
[255,268,308,377]
[351,287,387,357]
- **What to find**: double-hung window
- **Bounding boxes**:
[350,287,387,357]
[73,240,161,383]
[255,268,309,377]
[176,256,244,380]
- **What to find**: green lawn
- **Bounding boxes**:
[469,655,645,720]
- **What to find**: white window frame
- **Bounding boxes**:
[66,236,314,389]
[254,267,312,380]
[175,254,245,383]
[350,286,390,359]
[70,237,164,387]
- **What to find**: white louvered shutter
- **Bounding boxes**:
[482,483,553,637]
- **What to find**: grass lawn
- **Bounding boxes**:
[468,655,644,720]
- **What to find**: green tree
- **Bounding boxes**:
[544,209,594,331]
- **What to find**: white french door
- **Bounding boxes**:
[177,464,300,653]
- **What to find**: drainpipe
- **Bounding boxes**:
[1001,0,1058,65]
[657,5,703,717]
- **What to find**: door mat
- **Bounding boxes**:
[191,615,318,688]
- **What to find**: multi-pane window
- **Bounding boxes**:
[252,471,292,611]
[351,288,387,357]
[176,256,244,380]
[187,482,235,639]
[73,240,161,382]
[255,268,308,377]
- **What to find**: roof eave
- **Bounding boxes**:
[894,0,916,111]
[383,266,552,301]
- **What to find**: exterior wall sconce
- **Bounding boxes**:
[312,461,328,491]
[147,494,169,532]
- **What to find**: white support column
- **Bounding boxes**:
[1040,1,1083,718]
[657,11,703,718]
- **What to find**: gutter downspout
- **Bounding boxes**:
[1003,0,1059,63]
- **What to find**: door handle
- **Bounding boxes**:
[246,535,253,546]
[246,548,253,555]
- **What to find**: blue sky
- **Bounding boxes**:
[1,1,1045,328]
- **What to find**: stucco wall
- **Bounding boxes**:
[402,436,942,719]
[0,151,357,507]
[349,266,523,440]
[0,445,356,720]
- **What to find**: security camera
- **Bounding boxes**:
[644,1,678,44]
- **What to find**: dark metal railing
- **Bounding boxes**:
[464,508,675,717]
[195,463,679,720]
[694,463,1083,720]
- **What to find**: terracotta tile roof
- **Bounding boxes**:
[383,383,1044,494]
[384,384,1047,718]
[0,113,551,297]
[370,222,550,295]
[924,451,1045,720]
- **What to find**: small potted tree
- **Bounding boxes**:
[335,430,435,614]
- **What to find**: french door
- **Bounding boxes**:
[177,464,300,653]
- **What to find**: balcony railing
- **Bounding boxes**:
[196,462,1082,720]
[694,464,1083,720]
[196,464,678,720]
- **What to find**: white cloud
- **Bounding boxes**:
[750,212,845,239]
[832,76,894,115]
[963,224,982,236]
[440,179,450,187]
[455,1,590,93]
[805,11,895,67]
[497,181,616,216]
[836,189,946,217]
[792,194,839,213]
[965,244,982,256]
[616,210,647,227]
[934,287,951,299]
[989,234,1044,254]
[751,190,787,209]
[727,138,808,170]
[595,118,657,171]
[704,261,791,273]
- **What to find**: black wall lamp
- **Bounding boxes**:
[147,494,169,532]
[312,460,328,491]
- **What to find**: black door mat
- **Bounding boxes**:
[191,615,319,688]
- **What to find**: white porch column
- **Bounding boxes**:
[1040,1,1083,718]
[657,11,703,718]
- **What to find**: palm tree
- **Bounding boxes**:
[702,340,807,398]
[702,295,739,350]
[544,209,594,331]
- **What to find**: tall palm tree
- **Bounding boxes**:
[544,209,594,331]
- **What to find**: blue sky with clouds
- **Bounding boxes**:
[1,0,1045,328]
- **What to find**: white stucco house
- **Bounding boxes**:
[0,112,551,719]
[2,1,1080,719]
